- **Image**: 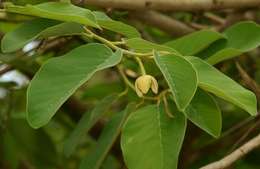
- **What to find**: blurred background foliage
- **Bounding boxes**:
[0,0,259,169]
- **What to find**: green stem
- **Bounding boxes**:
[134,57,146,75]
[117,65,135,91]
[118,87,129,98]
[112,41,126,45]
[83,27,152,58]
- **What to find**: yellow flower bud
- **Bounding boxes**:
[135,75,158,97]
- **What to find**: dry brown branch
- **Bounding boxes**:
[83,0,260,11]
[236,62,260,100]
[200,133,260,169]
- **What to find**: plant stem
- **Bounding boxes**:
[118,87,129,98]
[134,57,146,75]
[117,65,135,91]
[83,27,153,58]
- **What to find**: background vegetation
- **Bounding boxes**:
[0,0,259,169]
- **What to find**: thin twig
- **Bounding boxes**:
[204,12,226,25]
[236,62,260,100]
[229,121,260,152]
[83,28,153,58]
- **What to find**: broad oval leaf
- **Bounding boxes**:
[206,48,241,65]
[39,21,84,37]
[188,56,257,116]
[80,103,136,169]
[64,94,118,157]
[154,52,198,111]
[27,43,123,128]
[1,18,84,53]
[165,30,225,55]
[126,38,178,54]
[93,11,140,38]
[185,89,222,137]
[206,21,260,64]
[4,2,140,38]
[224,21,260,50]
[121,104,187,169]
[4,2,99,28]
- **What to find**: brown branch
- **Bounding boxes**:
[83,0,260,11]
[236,62,260,100]
[204,12,225,25]
[200,133,260,169]
[130,11,195,36]
[216,10,257,31]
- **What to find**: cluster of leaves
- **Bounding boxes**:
[0,1,259,169]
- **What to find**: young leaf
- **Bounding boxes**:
[126,38,178,53]
[121,104,187,169]
[63,94,118,157]
[93,11,140,38]
[154,52,198,111]
[188,56,257,116]
[184,89,222,138]
[1,18,84,53]
[206,21,260,64]
[80,103,136,169]
[4,2,99,28]
[27,44,123,129]
[165,30,225,55]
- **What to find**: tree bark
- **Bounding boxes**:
[83,0,260,11]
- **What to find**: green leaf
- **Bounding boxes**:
[1,18,59,53]
[63,94,118,157]
[224,21,260,50]
[126,38,178,53]
[188,56,257,116]
[185,89,222,137]
[206,48,241,65]
[4,2,99,28]
[1,18,84,53]
[206,21,260,64]
[5,118,57,168]
[121,104,187,169]
[2,132,19,169]
[101,155,120,169]
[80,103,136,169]
[93,11,140,38]
[165,30,225,55]
[38,21,84,37]
[4,2,140,38]
[27,43,123,129]
[154,52,198,111]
